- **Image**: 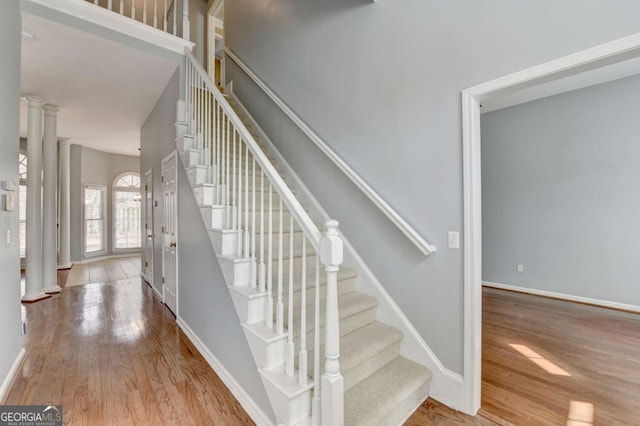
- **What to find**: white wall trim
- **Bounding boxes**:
[72,251,141,265]
[0,348,26,403]
[177,317,275,426]
[483,281,640,314]
[462,31,640,416]
[225,47,437,256]
[230,91,464,410]
[22,0,194,55]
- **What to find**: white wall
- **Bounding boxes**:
[0,0,24,399]
[224,0,640,374]
[482,74,640,307]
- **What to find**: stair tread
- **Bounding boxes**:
[344,357,432,426]
[339,322,403,373]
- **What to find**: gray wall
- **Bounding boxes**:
[69,145,140,262]
[0,0,24,396]
[482,74,640,307]
[140,69,274,421]
[224,0,640,374]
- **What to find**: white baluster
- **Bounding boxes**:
[237,136,243,256]
[182,0,190,40]
[321,220,344,426]
[94,0,98,5]
[153,0,158,27]
[108,0,113,11]
[131,0,135,20]
[286,213,294,376]
[163,0,167,31]
[276,199,284,335]
[299,235,308,386]
[251,158,256,287]
[120,0,124,15]
[225,118,231,226]
[312,256,321,426]
[259,170,265,293]
[143,0,148,24]
[243,145,250,258]
[233,130,237,230]
[172,0,177,36]
[266,183,273,328]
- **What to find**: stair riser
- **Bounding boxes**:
[180,149,201,168]
[209,229,239,256]
[230,289,267,325]
[176,134,195,152]
[343,343,400,392]
[175,121,188,138]
[243,327,287,370]
[218,256,254,286]
[383,381,430,426]
[186,166,210,185]
[193,185,217,206]
[295,307,378,349]
[259,373,311,426]
[200,206,226,229]
[279,277,356,312]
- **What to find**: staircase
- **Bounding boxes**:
[176,51,432,425]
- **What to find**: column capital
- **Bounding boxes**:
[58,138,72,147]
[43,104,59,115]
[24,95,44,108]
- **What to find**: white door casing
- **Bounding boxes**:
[144,169,154,285]
[162,153,178,315]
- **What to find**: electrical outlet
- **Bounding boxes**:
[448,231,460,249]
[517,264,524,273]
[6,230,10,245]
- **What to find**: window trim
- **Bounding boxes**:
[83,183,107,257]
[112,172,141,252]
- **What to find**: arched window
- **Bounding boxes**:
[113,173,141,250]
[19,153,27,258]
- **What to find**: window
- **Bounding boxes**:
[19,153,27,258]
[113,173,141,250]
[84,184,106,255]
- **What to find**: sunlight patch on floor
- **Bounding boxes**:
[509,343,571,376]
[566,400,594,425]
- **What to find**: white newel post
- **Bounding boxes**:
[23,97,49,303]
[320,220,344,426]
[43,105,60,293]
[58,139,72,269]
[182,0,190,40]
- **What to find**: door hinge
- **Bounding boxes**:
[145,184,148,191]
[162,277,165,284]
[161,176,164,183]
[145,261,148,268]
[162,226,165,233]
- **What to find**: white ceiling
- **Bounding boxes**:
[20,13,180,157]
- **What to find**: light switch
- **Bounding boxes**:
[517,264,524,273]
[447,231,460,249]
[6,230,11,245]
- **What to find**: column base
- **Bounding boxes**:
[21,292,51,303]
[44,286,62,294]
[57,263,72,270]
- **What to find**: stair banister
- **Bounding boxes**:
[184,49,344,424]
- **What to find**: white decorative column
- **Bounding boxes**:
[43,105,60,294]
[23,96,49,303]
[320,220,344,426]
[58,138,71,269]
[182,0,189,40]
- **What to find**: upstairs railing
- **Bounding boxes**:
[185,50,344,425]
[85,0,190,40]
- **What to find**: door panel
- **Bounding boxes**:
[162,154,178,315]
[144,170,153,284]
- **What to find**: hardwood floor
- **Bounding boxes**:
[8,262,253,425]
[481,287,640,425]
[20,261,637,425]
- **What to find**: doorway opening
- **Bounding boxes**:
[207,0,225,91]
[462,32,640,420]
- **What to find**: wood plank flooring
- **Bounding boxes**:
[481,287,640,425]
[17,261,638,425]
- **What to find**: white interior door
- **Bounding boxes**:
[161,153,178,315]
[143,170,154,284]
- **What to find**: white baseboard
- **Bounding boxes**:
[229,91,465,411]
[483,281,640,314]
[72,252,141,265]
[0,348,26,403]
[151,285,163,303]
[176,317,275,426]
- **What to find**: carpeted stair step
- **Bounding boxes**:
[344,356,432,426]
